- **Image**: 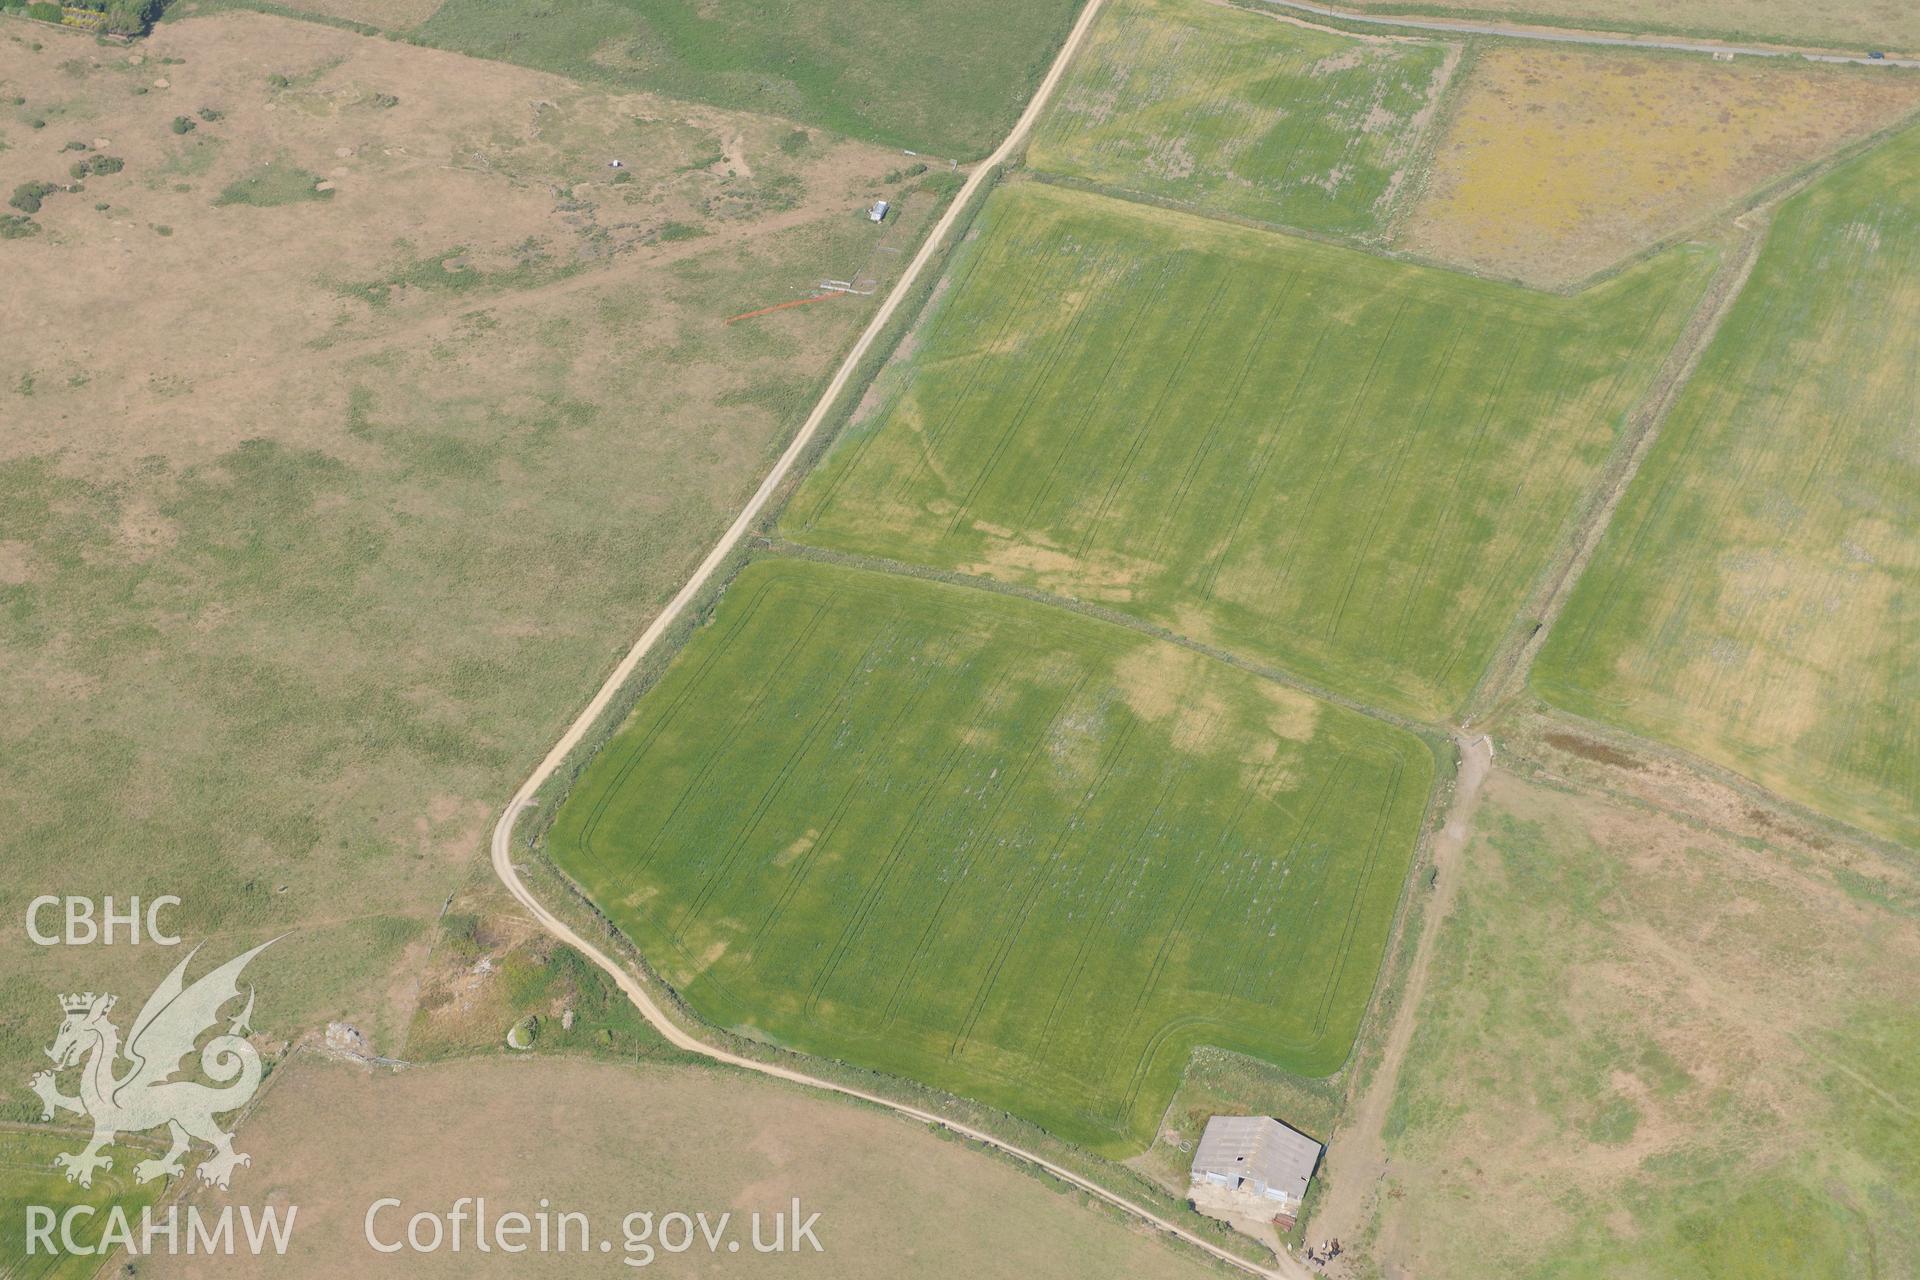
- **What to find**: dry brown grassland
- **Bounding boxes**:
[1344,721,1920,1278]
[147,1054,1232,1278]
[0,8,934,1090]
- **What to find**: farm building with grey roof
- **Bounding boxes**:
[1190,1115,1323,1211]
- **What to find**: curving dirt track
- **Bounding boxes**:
[483,2,1311,1277]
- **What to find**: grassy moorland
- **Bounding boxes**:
[1535,122,1920,845]
[547,558,1433,1152]
[404,0,1083,159]
[1368,768,1920,1278]
[1030,0,1457,237]
[0,12,926,1099]
[787,181,1716,719]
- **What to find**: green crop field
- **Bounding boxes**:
[786,181,1716,719]
[1028,0,1457,237]
[407,0,1082,160]
[1535,124,1920,845]
[547,558,1433,1152]
[0,1131,162,1280]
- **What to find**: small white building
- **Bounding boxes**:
[867,199,890,223]
[1191,1115,1322,1214]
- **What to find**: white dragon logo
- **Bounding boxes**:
[28,940,272,1190]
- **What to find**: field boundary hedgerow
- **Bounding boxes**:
[1371,34,1480,246]
[1518,705,1919,864]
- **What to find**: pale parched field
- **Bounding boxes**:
[548,558,1434,1153]
[1028,0,1458,238]
[786,180,1716,720]
[1345,0,1920,56]
[0,10,930,1096]
[1534,121,1920,845]
[1364,763,1920,1278]
[147,1054,1235,1279]
[1402,45,1920,284]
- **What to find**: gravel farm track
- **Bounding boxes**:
[1305,735,1492,1260]
[488,2,1912,1277]
[483,3,1325,1278]
[1255,0,1920,66]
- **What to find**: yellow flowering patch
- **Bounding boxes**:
[1403,46,1920,285]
